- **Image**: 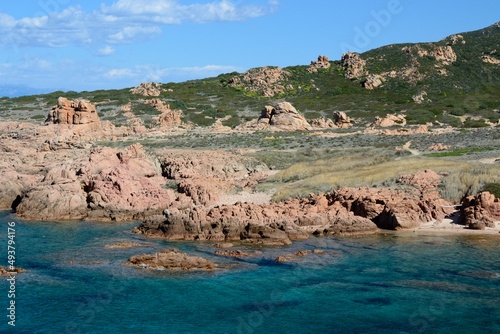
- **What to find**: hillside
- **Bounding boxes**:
[0,22,499,129]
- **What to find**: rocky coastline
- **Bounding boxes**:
[1,96,499,271]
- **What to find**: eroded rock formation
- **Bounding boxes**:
[460,192,500,229]
[341,52,366,79]
[46,97,100,125]
[308,55,331,73]
[333,111,352,128]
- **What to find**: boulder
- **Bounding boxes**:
[370,114,406,127]
[258,102,312,131]
[333,111,352,128]
[310,118,336,128]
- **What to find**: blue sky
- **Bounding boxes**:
[0,0,498,94]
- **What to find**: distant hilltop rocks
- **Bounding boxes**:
[227,66,292,97]
[130,82,166,97]
[341,52,366,80]
[46,97,100,125]
[308,55,331,73]
[402,44,457,65]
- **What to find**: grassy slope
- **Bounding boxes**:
[0,22,498,128]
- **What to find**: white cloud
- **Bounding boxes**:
[0,52,242,91]
[105,64,242,82]
[105,68,135,78]
[0,1,276,49]
[95,45,116,56]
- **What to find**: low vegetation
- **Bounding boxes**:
[268,154,500,203]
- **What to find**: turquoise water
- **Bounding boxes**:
[0,210,499,334]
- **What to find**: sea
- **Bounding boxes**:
[0,210,499,334]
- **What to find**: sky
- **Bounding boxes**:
[0,0,499,95]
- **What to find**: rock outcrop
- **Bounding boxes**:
[402,44,457,65]
[46,97,100,125]
[370,114,406,127]
[134,169,457,242]
[133,192,379,245]
[15,165,88,220]
[333,111,352,128]
[481,55,500,65]
[126,249,216,270]
[308,55,330,73]
[227,67,292,97]
[331,181,453,230]
[427,143,451,151]
[145,99,183,127]
[363,74,385,90]
[460,192,500,228]
[341,52,366,79]
[0,171,40,210]
[310,118,336,129]
[412,91,429,104]
[130,82,163,97]
[15,144,178,221]
[253,102,312,131]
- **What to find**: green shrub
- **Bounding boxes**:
[304,111,323,120]
[406,109,435,124]
[483,183,500,198]
[462,117,489,128]
[223,116,241,128]
[450,109,466,116]
[31,114,46,120]
[436,115,462,127]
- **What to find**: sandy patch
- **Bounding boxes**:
[408,215,500,235]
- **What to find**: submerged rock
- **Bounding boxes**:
[214,250,253,259]
[104,241,153,249]
[126,248,216,271]
[0,266,26,276]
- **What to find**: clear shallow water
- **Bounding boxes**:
[0,210,499,334]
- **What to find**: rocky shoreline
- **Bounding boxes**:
[1,97,499,271]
